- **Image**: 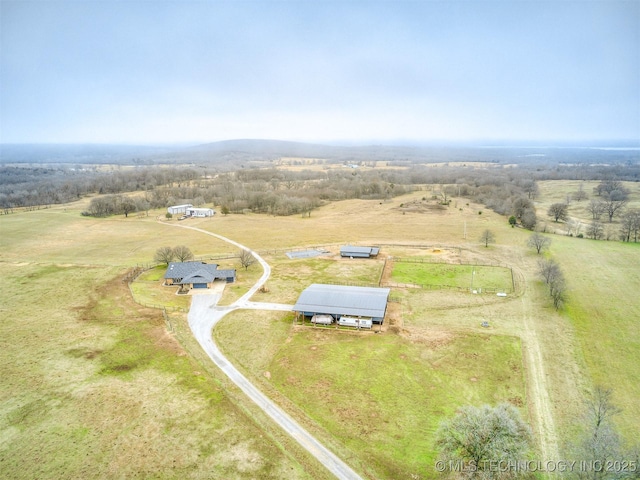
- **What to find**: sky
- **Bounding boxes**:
[1,0,639,145]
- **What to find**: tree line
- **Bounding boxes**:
[3,159,638,243]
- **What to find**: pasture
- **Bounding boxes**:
[0,204,316,480]
[215,307,526,479]
[390,261,513,293]
[1,180,638,478]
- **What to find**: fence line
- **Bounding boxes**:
[391,256,513,269]
[380,281,509,294]
[385,256,516,294]
[162,308,174,332]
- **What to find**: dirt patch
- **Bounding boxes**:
[399,327,455,348]
[394,199,447,214]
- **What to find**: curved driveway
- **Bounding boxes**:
[161,223,363,480]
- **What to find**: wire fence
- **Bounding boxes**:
[386,256,516,294]
[390,256,513,269]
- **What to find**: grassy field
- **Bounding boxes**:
[390,261,513,292]
[2,181,639,478]
[251,254,385,304]
[0,203,319,479]
[536,180,640,234]
[215,311,526,479]
[550,236,640,440]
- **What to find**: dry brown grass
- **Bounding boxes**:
[3,180,638,478]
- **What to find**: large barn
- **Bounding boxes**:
[167,204,193,215]
[164,261,236,289]
[293,284,390,326]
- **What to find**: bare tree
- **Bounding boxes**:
[538,258,566,310]
[588,199,606,220]
[601,193,628,223]
[586,221,604,240]
[527,232,551,254]
[572,387,622,480]
[573,183,588,201]
[436,403,532,478]
[620,209,640,242]
[238,249,256,270]
[173,245,194,262]
[547,203,569,222]
[154,246,175,265]
[538,258,557,285]
[522,180,539,200]
[549,275,567,310]
[521,209,537,230]
[479,229,495,248]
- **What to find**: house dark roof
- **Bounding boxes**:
[293,284,390,318]
[164,262,235,284]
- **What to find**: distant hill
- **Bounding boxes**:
[2,139,637,166]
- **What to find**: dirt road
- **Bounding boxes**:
[162,223,363,480]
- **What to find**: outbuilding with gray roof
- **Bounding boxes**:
[293,284,390,324]
[340,245,380,258]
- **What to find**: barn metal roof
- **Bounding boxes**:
[340,245,380,257]
[293,284,390,318]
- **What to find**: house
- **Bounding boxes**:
[340,245,380,258]
[168,204,193,215]
[164,261,236,290]
[186,207,215,217]
[293,284,390,325]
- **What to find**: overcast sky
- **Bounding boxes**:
[1,0,638,145]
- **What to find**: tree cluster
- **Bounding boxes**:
[82,194,148,217]
[538,258,567,310]
[154,245,194,265]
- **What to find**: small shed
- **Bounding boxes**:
[340,245,380,258]
[168,204,193,215]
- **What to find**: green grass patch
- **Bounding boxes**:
[391,261,513,292]
[271,331,525,479]
[552,237,640,442]
[251,255,384,304]
[217,308,526,479]
[129,266,190,311]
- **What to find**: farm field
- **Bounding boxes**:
[215,310,526,479]
[535,180,640,234]
[0,203,320,480]
[390,261,513,293]
[1,180,639,478]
